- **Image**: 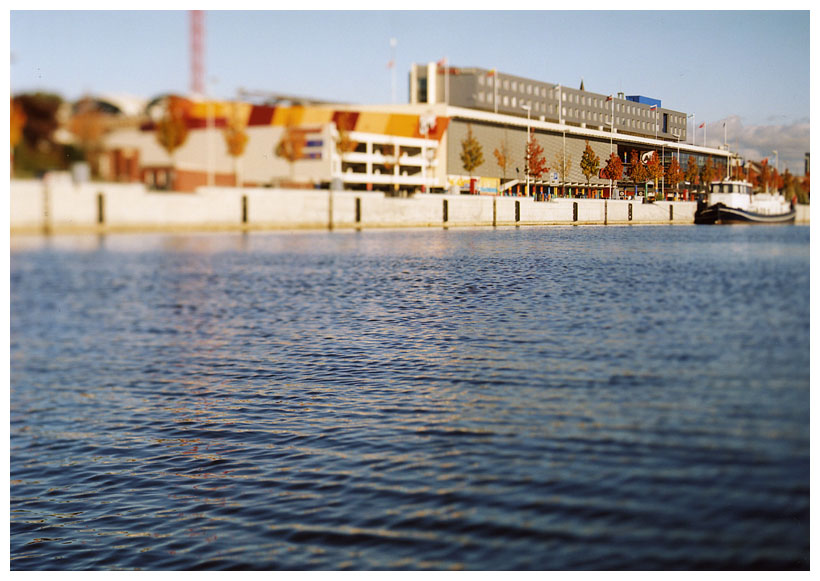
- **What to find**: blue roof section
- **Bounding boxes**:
[626,95,662,108]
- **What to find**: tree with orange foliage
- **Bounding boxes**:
[10,97,26,149]
[10,97,26,175]
[155,96,191,177]
[579,140,600,196]
[626,150,649,196]
[699,157,715,189]
[758,159,771,192]
[223,103,248,186]
[684,156,699,193]
[666,156,684,195]
[493,137,511,188]
[645,151,664,198]
[526,130,549,185]
[600,152,623,197]
[69,98,110,177]
[275,124,306,182]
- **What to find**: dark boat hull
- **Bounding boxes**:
[695,203,796,225]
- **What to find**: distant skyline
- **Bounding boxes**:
[9,10,812,174]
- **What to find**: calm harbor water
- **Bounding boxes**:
[10,225,810,570]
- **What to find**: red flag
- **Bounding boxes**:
[606,95,613,101]
[387,60,394,69]
[698,122,705,128]
[649,104,657,111]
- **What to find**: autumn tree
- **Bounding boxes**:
[223,103,249,186]
[10,97,26,176]
[626,150,649,196]
[525,130,548,192]
[645,151,664,198]
[69,97,111,177]
[13,92,70,176]
[699,157,716,191]
[731,161,745,180]
[275,124,306,182]
[665,156,684,194]
[553,149,572,197]
[334,117,358,157]
[758,158,771,192]
[684,156,700,192]
[579,140,601,195]
[10,97,26,149]
[600,152,623,197]
[460,124,484,187]
[155,96,191,183]
[493,136,510,189]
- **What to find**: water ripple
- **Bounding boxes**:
[10,226,809,570]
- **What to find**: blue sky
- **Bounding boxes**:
[9,10,812,174]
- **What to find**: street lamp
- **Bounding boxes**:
[522,104,532,198]
[687,113,694,146]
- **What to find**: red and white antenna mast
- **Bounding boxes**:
[190,10,204,96]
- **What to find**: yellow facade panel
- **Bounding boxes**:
[384,114,420,138]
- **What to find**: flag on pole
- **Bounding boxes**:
[606,95,613,101]
[698,122,705,128]
[649,104,658,110]
[387,60,394,69]
[487,69,496,76]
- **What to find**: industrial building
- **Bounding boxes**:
[97,62,732,199]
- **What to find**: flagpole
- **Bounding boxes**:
[390,38,397,104]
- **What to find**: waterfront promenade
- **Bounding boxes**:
[10,179,809,235]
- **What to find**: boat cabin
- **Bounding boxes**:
[710,180,752,195]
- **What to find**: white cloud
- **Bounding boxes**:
[701,116,809,175]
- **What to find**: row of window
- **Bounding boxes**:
[475,75,687,127]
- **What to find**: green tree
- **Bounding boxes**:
[460,124,484,180]
[579,140,601,195]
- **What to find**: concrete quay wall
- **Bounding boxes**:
[9,180,808,235]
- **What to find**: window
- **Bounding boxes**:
[504,80,509,90]
[512,96,517,107]
[478,92,484,102]
[511,81,517,91]
[478,76,484,86]
[503,95,509,106]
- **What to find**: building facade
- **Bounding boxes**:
[97,63,730,199]
[410,63,688,143]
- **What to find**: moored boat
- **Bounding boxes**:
[694,179,795,224]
